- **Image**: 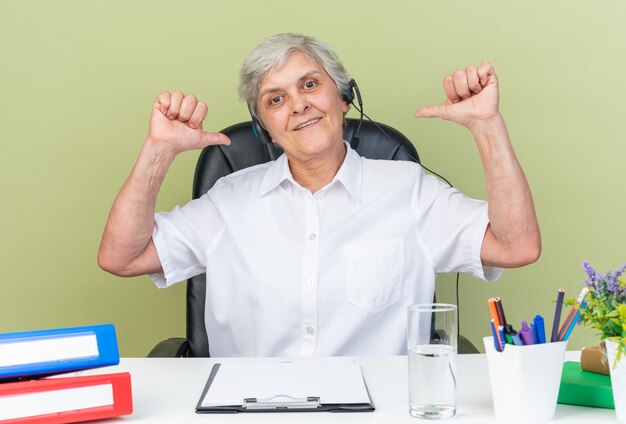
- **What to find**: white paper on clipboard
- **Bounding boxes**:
[199,361,372,409]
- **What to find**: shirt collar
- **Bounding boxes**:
[333,141,362,202]
[259,141,362,202]
[258,152,293,197]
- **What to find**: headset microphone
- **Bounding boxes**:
[348,79,364,150]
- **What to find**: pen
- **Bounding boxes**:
[558,287,589,341]
[533,315,546,344]
[519,321,534,345]
[562,301,587,341]
[550,289,565,342]
[490,319,502,352]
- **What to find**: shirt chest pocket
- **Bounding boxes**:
[344,238,404,314]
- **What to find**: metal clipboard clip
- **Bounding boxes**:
[243,394,321,410]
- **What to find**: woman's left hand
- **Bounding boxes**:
[415,62,500,132]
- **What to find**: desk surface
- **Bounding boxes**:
[101,352,615,423]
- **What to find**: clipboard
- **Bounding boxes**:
[196,361,375,413]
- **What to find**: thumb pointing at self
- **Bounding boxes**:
[415,103,453,120]
[201,131,231,147]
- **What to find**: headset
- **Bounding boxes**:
[248,78,448,185]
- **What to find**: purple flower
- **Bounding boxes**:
[582,261,596,279]
[607,271,620,294]
[581,261,626,298]
[582,261,603,289]
[613,264,626,297]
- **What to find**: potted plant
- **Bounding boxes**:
[574,261,626,422]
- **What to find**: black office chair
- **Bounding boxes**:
[148,118,479,357]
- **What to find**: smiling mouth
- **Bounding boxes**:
[293,118,321,131]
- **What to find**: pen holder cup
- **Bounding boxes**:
[483,337,568,423]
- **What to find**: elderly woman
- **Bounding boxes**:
[98,33,540,357]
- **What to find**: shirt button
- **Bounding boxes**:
[307,278,315,286]
[308,233,317,240]
[305,326,315,335]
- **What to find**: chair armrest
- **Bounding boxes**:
[147,337,190,357]
[458,335,480,354]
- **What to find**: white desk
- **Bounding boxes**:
[102,352,615,423]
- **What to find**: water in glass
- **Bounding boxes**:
[408,344,456,419]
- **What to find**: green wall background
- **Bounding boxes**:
[1,0,624,356]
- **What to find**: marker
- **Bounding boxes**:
[511,330,524,346]
[494,297,508,328]
[488,298,503,348]
[530,322,537,344]
[498,325,506,351]
[533,315,546,344]
[551,289,565,342]
[504,324,515,345]
[519,321,534,345]
[490,319,502,352]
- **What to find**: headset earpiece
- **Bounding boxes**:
[342,80,356,104]
[249,107,272,144]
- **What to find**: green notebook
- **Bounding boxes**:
[558,361,614,409]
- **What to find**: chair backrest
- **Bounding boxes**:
[186,118,420,357]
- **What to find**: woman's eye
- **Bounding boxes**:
[304,80,316,89]
[270,96,283,105]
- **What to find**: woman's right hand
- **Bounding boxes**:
[149,91,231,154]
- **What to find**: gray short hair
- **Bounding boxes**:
[239,33,351,120]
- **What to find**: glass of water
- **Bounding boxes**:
[407,303,458,419]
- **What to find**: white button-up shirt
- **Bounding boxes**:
[150,144,501,357]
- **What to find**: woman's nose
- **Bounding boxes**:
[290,93,310,115]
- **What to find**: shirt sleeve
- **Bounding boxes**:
[149,194,225,288]
[412,170,502,282]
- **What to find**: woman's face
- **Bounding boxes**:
[256,51,349,163]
